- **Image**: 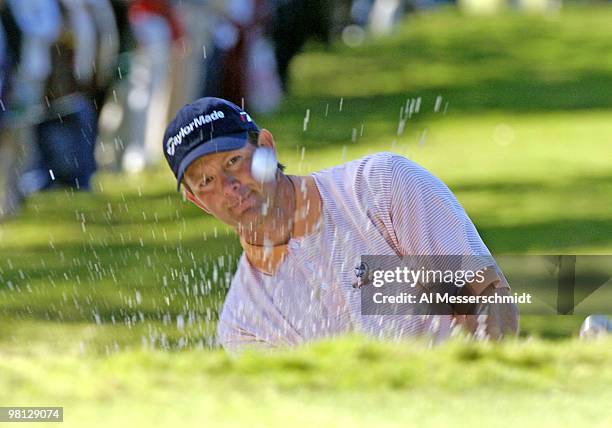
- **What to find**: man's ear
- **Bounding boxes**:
[184,189,210,214]
[257,129,276,151]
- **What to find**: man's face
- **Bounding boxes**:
[182,142,277,229]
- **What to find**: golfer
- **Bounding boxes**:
[163,97,519,354]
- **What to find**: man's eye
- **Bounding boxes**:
[227,156,242,167]
[200,176,213,187]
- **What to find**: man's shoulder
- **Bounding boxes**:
[312,151,426,182]
[314,151,396,175]
[312,152,399,193]
[312,152,423,203]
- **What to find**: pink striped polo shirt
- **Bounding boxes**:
[217,152,508,354]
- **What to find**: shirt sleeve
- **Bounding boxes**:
[217,313,274,356]
[386,154,511,292]
[387,154,491,257]
[216,260,280,356]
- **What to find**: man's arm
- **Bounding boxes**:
[385,155,519,338]
[217,317,275,356]
[452,269,520,339]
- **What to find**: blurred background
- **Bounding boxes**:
[0,1,611,426]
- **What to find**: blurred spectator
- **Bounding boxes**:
[0,0,421,222]
[0,15,19,220]
[368,0,405,35]
[270,0,331,91]
[170,0,215,115]
[121,0,183,173]
[21,0,117,192]
[203,0,282,113]
[0,0,63,218]
[84,0,121,110]
[0,0,121,220]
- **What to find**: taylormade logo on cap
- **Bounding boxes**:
[166,110,226,156]
[163,97,260,190]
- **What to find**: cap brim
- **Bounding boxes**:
[176,132,249,191]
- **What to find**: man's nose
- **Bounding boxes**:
[221,173,241,198]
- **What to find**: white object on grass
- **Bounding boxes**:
[580,315,612,339]
[251,147,277,183]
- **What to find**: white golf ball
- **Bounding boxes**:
[251,147,277,182]
[580,315,612,339]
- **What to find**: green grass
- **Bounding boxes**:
[1,336,611,427]
[1,5,612,426]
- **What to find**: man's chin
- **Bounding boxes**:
[233,205,266,227]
